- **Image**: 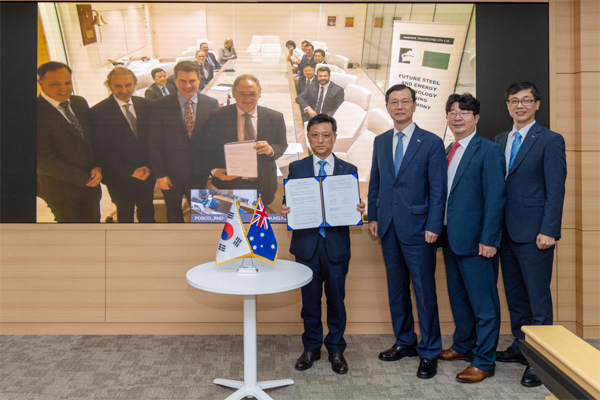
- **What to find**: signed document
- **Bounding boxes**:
[284,174,362,230]
[224,141,258,178]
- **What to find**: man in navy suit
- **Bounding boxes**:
[368,84,447,379]
[437,94,506,383]
[148,61,219,222]
[145,68,177,101]
[37,61,102,222]
[296,67,344,122]
[202,74,288,206]
[281,114,365,375]
[494,81,567,387]
[295,62,317,95]
[91,67,155,223]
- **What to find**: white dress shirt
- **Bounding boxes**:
[237,105,258,141]
[392,121,416,163]
[313,153,335,176]
[40,91,70,121]
[504,120,536,175]
[445,130,477,224]
[177,92,197,123]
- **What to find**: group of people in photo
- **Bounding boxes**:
[37,37,565,389]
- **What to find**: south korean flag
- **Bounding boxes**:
[215,199,252,266]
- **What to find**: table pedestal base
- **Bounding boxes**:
[214,378,294,400]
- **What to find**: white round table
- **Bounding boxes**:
[187,259,312,400]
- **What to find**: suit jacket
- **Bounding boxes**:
[368,124,447,244]
[148,92,219,185]
[195,62,214,90]
[90,95,153,190]
[287,155,357,263]
[494,122,566,243]
[145,82,177,101]
[296,81,344,117]
[296,76,318,95]
[297,55,315,79]
[445,134,506,255]
[206,52,221,70]
[202,104,288,205]
[37,95,100,202]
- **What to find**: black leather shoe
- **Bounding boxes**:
[379,345,418,361]
[295,351,321,371]
[328,352,348,374]
[417,358,437,379]
[496,346,528,365]
[521,365,542,387]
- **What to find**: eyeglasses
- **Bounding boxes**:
[388,100,413,108]
[447,110,474,119]
[508,98,535,106]
[236,93,260,99]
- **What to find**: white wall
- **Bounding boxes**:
[148,3,208,58]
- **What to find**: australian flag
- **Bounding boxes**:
[246,198,278,264]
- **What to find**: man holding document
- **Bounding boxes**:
[202,74,287,206]
[281,114,365,375]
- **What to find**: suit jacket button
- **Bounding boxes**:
[393,186,397,189]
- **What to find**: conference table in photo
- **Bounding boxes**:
[186,259,313,400]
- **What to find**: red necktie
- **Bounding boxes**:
[185,100,194,138]
[447,141,461,167]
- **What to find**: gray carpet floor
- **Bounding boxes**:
[1,334,598,400]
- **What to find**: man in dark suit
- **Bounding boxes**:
[295,62,317,95]
[296,43,315,82]
[494,81,567,387]
[296,67,344,122]
[437,94,506,383]
[281,114,365,375]
[145,68,177,101]
[368,84,447,379]
[194,50,214,91]
[37,61,102,222]
[200,42,221,71]
[90,67,155,223]
[314,49,327,65]
[148,61,219,222]
[202,74,288,206]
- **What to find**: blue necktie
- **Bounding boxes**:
[318,160,327,237]
[509,131,522,170]
[394,132,405,175]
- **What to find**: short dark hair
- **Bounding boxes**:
[301,40,311,46]
[307,114,337,134]
[385,84,416,103]
[286,40,296,48]
[303,62,317,72]
[174,61,201,80]
[505,81,541,102]
[104,67,137,89]
[317,66,331,76]
[314,49,325,58]
[151,68,165,79]
[199,42,208,48]
[445,93,480,115]
[232,74,262,93]
[306,44,314,51]
[37,61,72,79]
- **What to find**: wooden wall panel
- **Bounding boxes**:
[563,150,577,229]
[574,0,600,73]
[576,72,600,151]
[0,230,105,323]
[576,230,600,332]
[556,228,576,322]
[552,0,575,74]
[576,151,600,231]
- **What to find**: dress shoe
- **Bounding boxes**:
[439,348,473,361]
[379,345,418,361]
[295,351,320,371]
[328,352,348,374]
[521,365,542,387]
[456,365,495,383]
[417,358,437,379]
[496,346,528,365]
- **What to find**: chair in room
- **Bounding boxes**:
[316,63,344,74]
[331,101,368,153]
[344,83,371,112]
[312,41,327,52]
[329,72,358,89]
[325,51,333,64]
[175,56,195,63]
[246,43,262,52]
[158,62,176,77]
[181,49,197,57]
[251,35,263,44]
[365,108,394,135]
[333,55,349,71]
[135,71,155,89]
[262,35,280,44]
[196,39,213,49]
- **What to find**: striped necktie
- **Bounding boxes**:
[123,103,137,137]
[509,131,522,170]
[59,101,84,138]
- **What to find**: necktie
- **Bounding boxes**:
[200,64,206,78]
[59,101,84,138]
[124,104,137,137]
[206,55,215,68]
[316,86,325,114]
[394,132,405,175]
[318,160,327,237]
[509,131,522,170]
[185,100,194,138]
[244,113,254,141]
[446,141,461,167]
[161,86,168,96]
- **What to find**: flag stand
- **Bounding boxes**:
[237,257,259,275]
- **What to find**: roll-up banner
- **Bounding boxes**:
[388,21,468,140]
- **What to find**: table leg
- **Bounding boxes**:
[214,295,294,400]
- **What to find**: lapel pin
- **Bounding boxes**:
[417,139,421,142]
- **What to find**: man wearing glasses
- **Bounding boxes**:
[368,84,447,379]
[202,74,287,206]
[494,81,566,387]
[437,93,506,383]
